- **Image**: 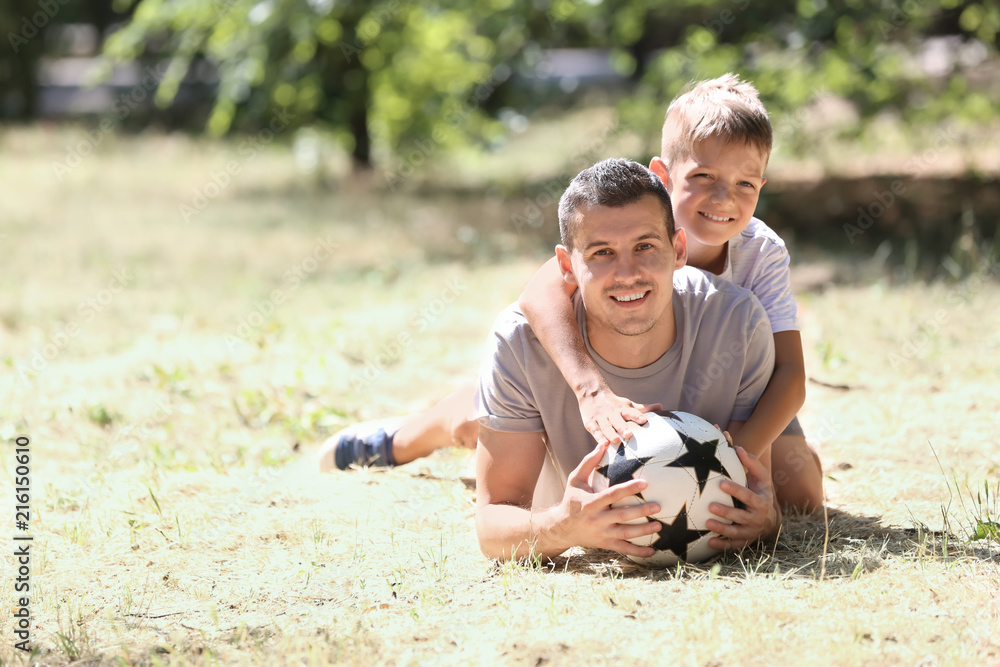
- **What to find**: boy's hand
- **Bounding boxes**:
[579,387,662,446]
[549,443,662,558]
[705,446,779,550]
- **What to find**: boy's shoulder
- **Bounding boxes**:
[674,265,757,304]
[735,216,787,252]
[673,266,770,336]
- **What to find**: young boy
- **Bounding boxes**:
[321,75,823,513]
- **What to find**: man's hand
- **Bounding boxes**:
[578,386,662,446]
[705,445,779,551]
[545,442,663,558]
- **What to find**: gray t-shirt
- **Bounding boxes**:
[476,266,775,509]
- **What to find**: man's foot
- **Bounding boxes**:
[317,418,403,472]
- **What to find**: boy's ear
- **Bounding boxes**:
[672,228,687,270]
[649,157,672,191]
[555,245,578,286]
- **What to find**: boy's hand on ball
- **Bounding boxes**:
[579,386,662,446]
[706,446,778,550]
[556,443,661,558]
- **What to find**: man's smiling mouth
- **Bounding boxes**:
[612,290,649,302]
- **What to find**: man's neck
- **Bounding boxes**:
[585,296,678,369]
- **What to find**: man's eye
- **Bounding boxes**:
[593,249,612,256]
[636,243,653,251]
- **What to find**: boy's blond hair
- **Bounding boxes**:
[660,73,772,168]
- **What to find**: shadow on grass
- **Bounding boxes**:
[530,507,999,581]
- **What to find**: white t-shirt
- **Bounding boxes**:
[719,217,799,334]
[476,267,775,509]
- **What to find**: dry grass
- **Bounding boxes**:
[1,126,998,665]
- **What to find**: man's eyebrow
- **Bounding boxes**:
[582,231,662,252]
[582,238,611,252]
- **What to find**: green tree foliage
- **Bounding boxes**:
[99,0,999,169]
[584,0,1000,157]
[100,0,536,168]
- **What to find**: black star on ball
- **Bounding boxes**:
[648,503,710,560]
[666,434,727,493]
[597,443,652,498]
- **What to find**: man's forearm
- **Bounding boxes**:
[476,504,568,561]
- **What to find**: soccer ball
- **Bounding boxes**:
[592,410,747,567]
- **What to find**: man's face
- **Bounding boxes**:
[654,135,767,250]
[556,194,687,362]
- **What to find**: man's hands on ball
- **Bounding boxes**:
[707,445,778,550]
[551,442,662,559]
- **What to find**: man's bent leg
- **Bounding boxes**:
[392,382,479,464]
[770,434,824,513]
[318,382,479,471]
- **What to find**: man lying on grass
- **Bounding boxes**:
[475,158,778,561]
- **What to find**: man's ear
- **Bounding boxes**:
[555,245,578,286]
[649,157,672,191]
[672,227,687,270]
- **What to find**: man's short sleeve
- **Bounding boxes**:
[730,298,776,422]
[475,306,547,434]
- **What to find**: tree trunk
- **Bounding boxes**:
[349,99,371,170]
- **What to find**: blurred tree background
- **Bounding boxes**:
[5,0,998,167]
[3,0,999,270]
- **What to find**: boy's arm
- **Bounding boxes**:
[729,330,806,463]
[474,427,661,561]
[519,257,661,445]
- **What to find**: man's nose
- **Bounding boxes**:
[614,253,640,279]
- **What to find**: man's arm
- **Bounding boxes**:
[475,426,662,561]
[518,257,660,445]
[729,330,806,459]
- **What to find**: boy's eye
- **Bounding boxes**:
[739,181,756,189]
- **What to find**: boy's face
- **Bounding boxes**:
[556,194,687,366]
[651,136,767,250]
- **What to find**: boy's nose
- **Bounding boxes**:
[711,182,733,203]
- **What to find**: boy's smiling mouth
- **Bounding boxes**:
[700,211,734,222]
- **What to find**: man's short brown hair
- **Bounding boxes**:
[660,73,772,168]
[558,158,674,250]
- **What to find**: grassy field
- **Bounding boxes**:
[1,124,999,665]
